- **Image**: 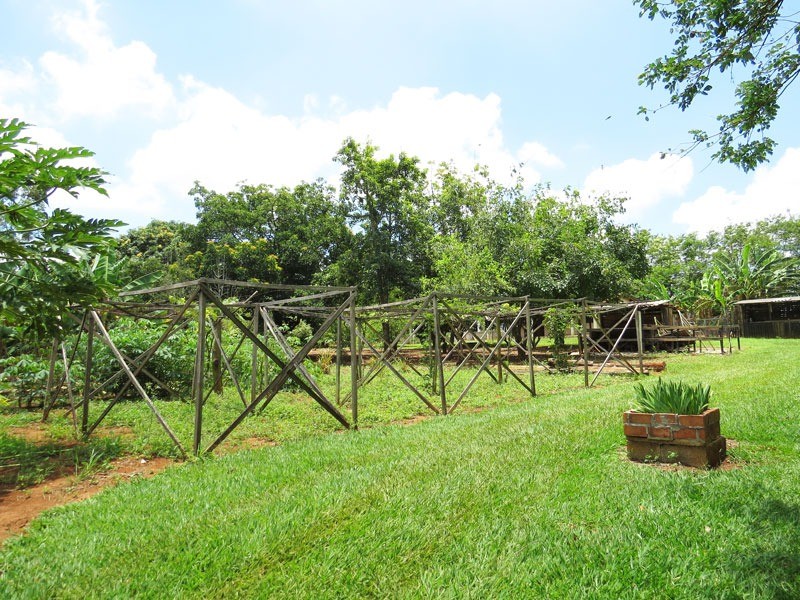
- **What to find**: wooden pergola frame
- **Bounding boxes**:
[43,278,359,457]
[42,282,703,456]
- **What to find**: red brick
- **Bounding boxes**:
[697,421,721,441]
[627,411,652,425]
[678,414,704,427]
[649,426,673,440]
[673,427,698,441]
[654,413,678,425]
[626,436,727,468]
[624,424,648,438]
[703,408,720,427]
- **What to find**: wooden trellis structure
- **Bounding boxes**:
[350,293,582,415]
[43,278,358,456]
[41,281,740,455]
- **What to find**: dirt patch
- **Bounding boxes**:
[390,414,431,427]
[7,422,62,445]
[0,456,174,545]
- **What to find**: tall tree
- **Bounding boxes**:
[636,0,800,170]
[334,138,432,304]
[0,118,122,337]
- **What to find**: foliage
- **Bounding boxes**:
[89,317,199,396]
[421,235,510,296]
[0,353,54,408]
[639,217,800,316]
[694,242,798,319]
[636,0,800,170]
[189,180,352,285]
[633,378,711,415]
[0,118,123,338]
[116,220,197,285]
[544,305,579,371]
[518,189,650,299]
[286,319,313,348]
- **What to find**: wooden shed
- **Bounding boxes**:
[586,300,737,353]
[587,300,680,352]
[735,296,800,338]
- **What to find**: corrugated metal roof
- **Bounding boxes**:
[735,296,800,305]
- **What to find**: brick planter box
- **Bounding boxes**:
[623,407,726,468]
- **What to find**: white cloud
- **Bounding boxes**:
[518,141,564,169]
[106,83,562,226]
[583,153,693,221]
[673,147,800,234]
[38,0,174,120]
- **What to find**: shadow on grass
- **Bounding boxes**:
[725,495,800,599]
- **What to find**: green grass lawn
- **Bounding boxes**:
[2,339,799,598]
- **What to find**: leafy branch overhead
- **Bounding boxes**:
[0,118,124,336]
[636,0,800,171]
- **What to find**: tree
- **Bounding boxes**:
[636,0,800,170]
[0,118,122,337]
[190,180,352,285]
[714,242,797,300]
[514,189,650,300]
[421,235,510,297]
[334,138,432,304]
[117,220,197,284]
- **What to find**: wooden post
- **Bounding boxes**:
[60,342,79,435]
[193,291,207,455]
[581,300,590,388]
[82,315,94,436]
[349,290,359,428]
[90,310,186,458]
[250,308,260,405]
[432,293,448,415]
[263,311,271,388]
[335,317,342,405]
[635,308,644,374]
[496,312,503,384]
[212,318,223,394]
[525,297,536,397]
[42,337,59,418]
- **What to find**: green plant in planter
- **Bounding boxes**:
[633,378,711,415]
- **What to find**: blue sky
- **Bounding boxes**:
[2,0,798,235]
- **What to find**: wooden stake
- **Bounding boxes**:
[82,314,94,435]
[432,293,447,415]
[193,291,207,455]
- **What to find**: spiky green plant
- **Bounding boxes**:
[633,378,711,415]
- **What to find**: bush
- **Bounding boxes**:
[0,353,55,408]
[89,317,198,397]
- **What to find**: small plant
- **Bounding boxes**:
[633,378,711,415]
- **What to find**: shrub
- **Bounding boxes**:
[0,353,56,408]
[633,378,711,415]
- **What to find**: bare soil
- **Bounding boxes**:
[1,455,173,544]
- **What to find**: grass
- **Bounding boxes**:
[1,339,799,598]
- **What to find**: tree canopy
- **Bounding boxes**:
[636,0,800,170]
